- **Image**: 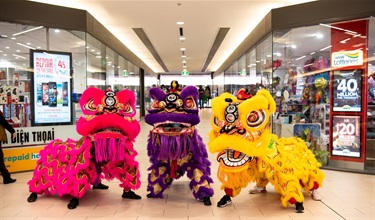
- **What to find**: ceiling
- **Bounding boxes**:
[27,0,316,75]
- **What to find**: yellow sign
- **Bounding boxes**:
[3,146,44,173]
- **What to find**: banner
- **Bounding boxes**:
[2,125,80,148]
[3,146,44,173]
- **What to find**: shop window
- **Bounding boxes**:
[256,34,273,91]
[0,22,47,127]
[48,28,87,94]
[86,34,106,89]
[273,25,331,123]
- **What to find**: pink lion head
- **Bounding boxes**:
[76,87,140,141]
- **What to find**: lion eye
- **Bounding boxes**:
[246,110,265,127]
[184,97,197,109]
[123,103,134,114]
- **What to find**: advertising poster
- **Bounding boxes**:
[31,50,72,125]
[293,123,321,147]
[332,115,361,158]
[332,69,362,112]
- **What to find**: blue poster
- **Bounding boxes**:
[293,123,321,144]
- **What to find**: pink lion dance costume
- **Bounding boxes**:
[27,87,142,209]
[145,85,214,205]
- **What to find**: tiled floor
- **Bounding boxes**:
[1,109,375,220]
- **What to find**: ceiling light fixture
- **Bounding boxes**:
[295,55,306,61]
[180,48,186,51]
[16,42,35,50]
[177,22,184,25]
[13,26,44,36]
[179,37,186,41]
[12,54,26,59]
[319,23,344,31]
[320,45,332,51]
[181,55,186,58]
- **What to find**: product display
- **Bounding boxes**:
[208,89,324,213]
[145,85,214,205]
[26,87,141,209]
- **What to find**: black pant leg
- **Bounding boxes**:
[0,144,11,180]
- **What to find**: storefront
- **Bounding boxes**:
[0,1,157,172]
[214,0,375,173]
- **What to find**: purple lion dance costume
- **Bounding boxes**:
[144,85,214,206]
[27,87,142,209]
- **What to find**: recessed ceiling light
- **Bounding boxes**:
[182,55,186,58]
[11,37,16,40]
[177,22,184,25]
[180,48,185,51]
[179,37,186,41]
[182,60,186,64]
[54,29,60,33]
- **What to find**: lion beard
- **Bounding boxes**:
[217,166,255,190]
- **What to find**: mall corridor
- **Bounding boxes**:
[0,109,374,220]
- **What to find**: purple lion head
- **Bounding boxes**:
[145,86,200,135]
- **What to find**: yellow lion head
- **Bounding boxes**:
[208,89,276,173]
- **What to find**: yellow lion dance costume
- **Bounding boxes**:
[208,89,324,213]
